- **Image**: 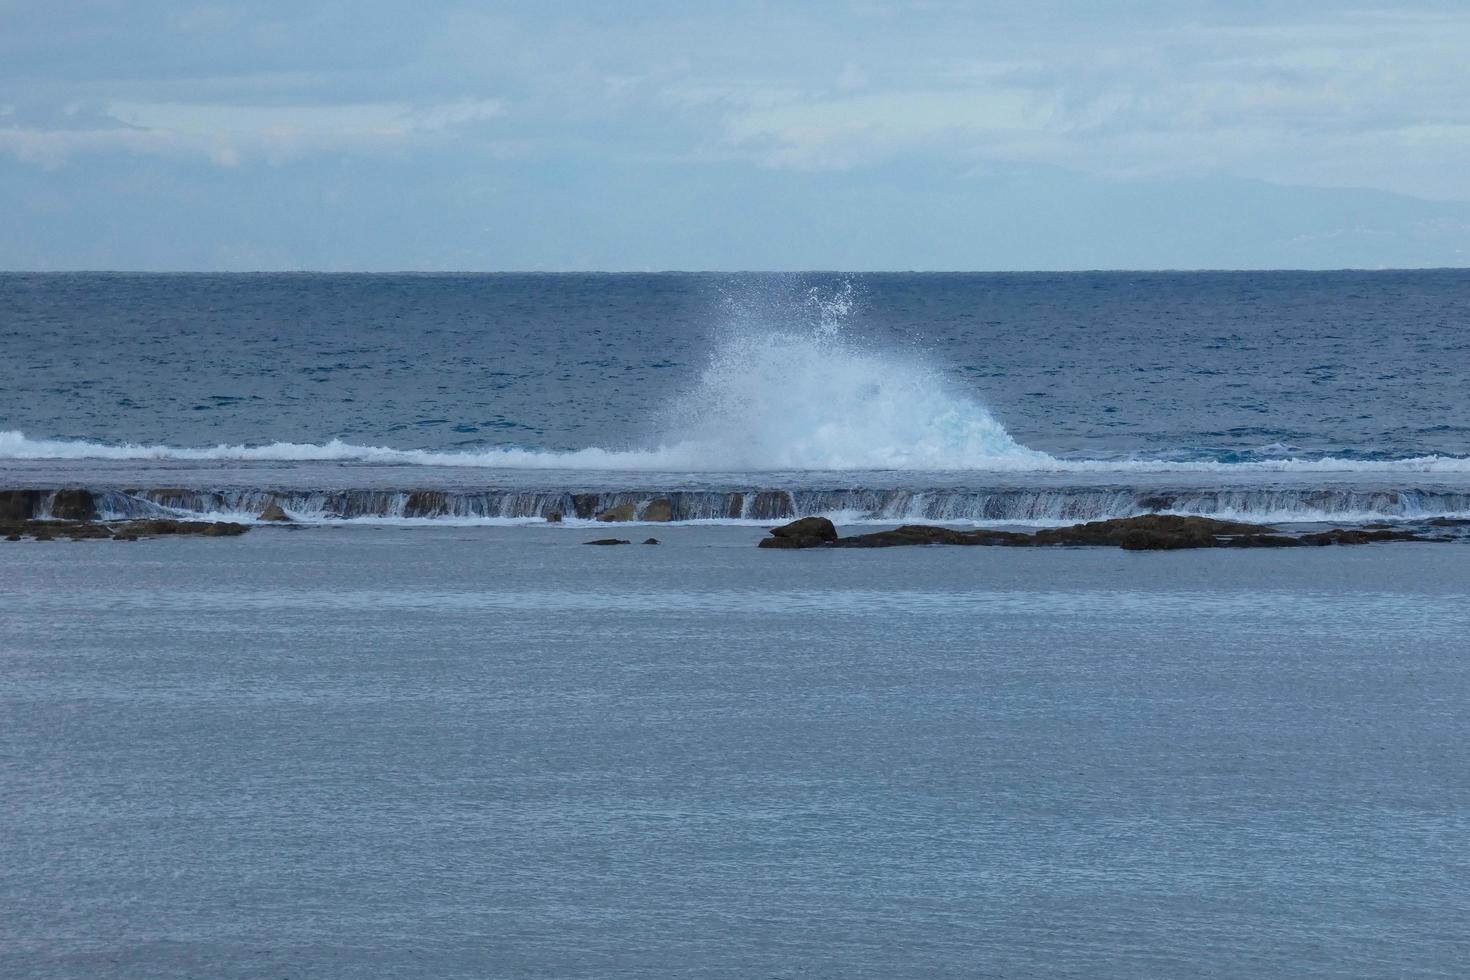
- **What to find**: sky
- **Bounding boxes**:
[2,0,1469,271]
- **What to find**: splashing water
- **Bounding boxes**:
[650,317,1049,470]
[4,280,1470,473]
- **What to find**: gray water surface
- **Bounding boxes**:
[3,527,1468,978]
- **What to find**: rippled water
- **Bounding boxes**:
[3,527,1469,978]
[3,270,1468,459]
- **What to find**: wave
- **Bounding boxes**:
[4,429,1469,474]
[4,297,1468,474]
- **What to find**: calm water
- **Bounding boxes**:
[3,527,1470,978]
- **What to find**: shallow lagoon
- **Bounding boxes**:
[3,526,1468,978]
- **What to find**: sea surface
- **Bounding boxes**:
[4,528,1469,978]
[3,272,1470,978]
[1,271,1469,524]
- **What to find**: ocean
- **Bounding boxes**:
[3,271,1469,977]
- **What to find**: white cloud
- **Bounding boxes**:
[0,97,505,167]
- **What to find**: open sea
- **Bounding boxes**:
[3,271,1469,977]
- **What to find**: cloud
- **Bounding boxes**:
[0,97,505,167]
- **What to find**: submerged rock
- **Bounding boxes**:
[595,503,637,522]
[759,513,1444,552]
[1036,514,1273,550]
[544,511,563,523]
[258,502,291,522]
[642,537,660,545]
[831,525,1030,548]
[0,518,249,542]
[585,537,631,545]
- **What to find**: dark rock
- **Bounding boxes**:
[585,538,631,545]
[759,515,838,549]
[642,538,660,545]
[724,492,746,519]
[544,511,563,523]
[403,490,447,518]
[642,498,674,522]
[1298,528,1423,546]
[1,518,249,541]
[770,516,839,542]
[833,525,1031,548]
[1035,514,1272,549]
[4,533,20,542]
[595,503,636,522]
[755,512,1440,552]
[757,536,805,549]
[258,502,291,522]
[49,489,97,521]
[571,494,601,519]
[0,490,38,521]
[747,491,793,520]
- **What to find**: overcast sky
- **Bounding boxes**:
[3,1,1468,270]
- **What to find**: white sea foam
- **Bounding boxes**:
[4,428,1468,474]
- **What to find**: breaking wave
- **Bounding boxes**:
[3,296,1468,474]
[3,429,1468,474]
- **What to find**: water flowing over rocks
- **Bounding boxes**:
[48,489,98,521]
[0,489,39,520]
[760,514,1449,551]
[2,485,1468,525]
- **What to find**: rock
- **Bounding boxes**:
[258,502,291,522]
[641,498,674,522]
[831,524,1029,548]
[756,512,1442,552]
[724,492,746,519]
[747,491,793,520]
[571,494,601,520]
[642,537,660,545]
[403,490,447,518]
[595,503,637,522]
[1034,514,1272,549]
[0,518,249,541]
[0,490,38,521]
[48,489,97,521]
[771,516,838,542]
[585,538,631,545]
[544,511,563,523]
[760,516,840,549]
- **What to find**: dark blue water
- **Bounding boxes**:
[2,271,1468,460]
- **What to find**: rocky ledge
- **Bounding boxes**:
[758,514,1450,551]
[2,519,249,542]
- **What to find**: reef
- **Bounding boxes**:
[758,514,1448,551]
[2,518,249,542]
